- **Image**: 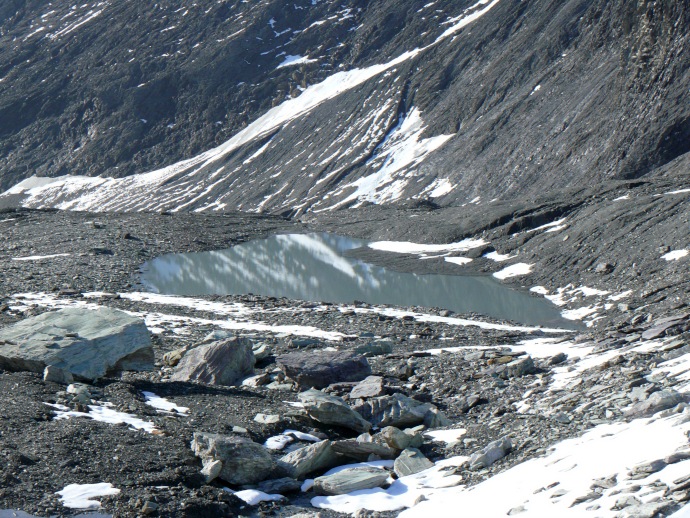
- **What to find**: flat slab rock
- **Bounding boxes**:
[0,307,153,380]
[276,350,371,389]
[314,467,390,496]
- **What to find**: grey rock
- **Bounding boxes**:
[0,307,153,380]
[299,389,372,433]
[191,432,274,485]
[200,459,223,482]
[641,316,687,340]
[394,448,434,477]
[171,337,255,386]
[379,426,418,450]
[162,348,186,367]
[43,365,74,384]
[242,372,271,387]
[258,477,303,494]
[548,352,568,366]
[423,407,451,428]
[353,393,433,428]
[254,413,281,424]
[253,342,272,361]
[353,340,394,357]
[595,262,614,274]
[277,440,341,479]
[141,501,159,515]
[332,434,397,460]
[485,356,536,379]
[469,437,512,470]
[626,389,685,418]
[614,501,673,518]
[314,468,390,496]
[276,350,371,389]
[350,376,386,399]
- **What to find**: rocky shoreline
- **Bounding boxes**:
[0,192,688,517]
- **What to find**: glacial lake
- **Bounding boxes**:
[140,233,573,329]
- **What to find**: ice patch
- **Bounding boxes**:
[444,257,472,266]
[12,253,71,261]
[45,402,157,433]
[424,428,467,444]
[56,483,120,509]
[142,391,189,416]
[484,251,516,262]
[662,249,688,261]
[277,54,317,69]
[493,263,533,280]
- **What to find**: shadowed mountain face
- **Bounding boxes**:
[0,0,688,213]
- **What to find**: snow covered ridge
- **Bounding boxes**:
[1,0,504,214]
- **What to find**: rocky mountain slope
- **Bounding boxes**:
[1,0,688,214]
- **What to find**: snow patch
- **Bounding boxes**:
[56,483,120,510]
[493,263,533,280]
[662,249,688,261]
[142,391,189,416]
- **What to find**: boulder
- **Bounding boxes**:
[276,350,371,389]
[485,356,536,379]
[277,440,341,479]
[299,390,372,433]
[394,448,434,477]
[332,434,397,460]
[352,393,434,428]
[191,432,274,485]
[171,337,255,386]
[468,437,512,470]
[350,376,386,399]
[313,468,390,495]
[379,426,423,450]
[0,307,153,381]
[257,478,302,494]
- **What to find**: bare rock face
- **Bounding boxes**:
[191,432,274,485]
[0,307,153,380]
[276,350,371,389]
[171,337,255,386]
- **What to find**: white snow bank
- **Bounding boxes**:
[368,238,487,255]
[401,414,690,518]
[424,428,467,444]
[493,263,533,280]
[142,391,189,416]
[484,251,516,262]
[56,483,120,509]
[276,55,317,69]
[45,402,157,433]
[227,489,285,505]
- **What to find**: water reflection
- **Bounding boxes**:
[140,233,572,328]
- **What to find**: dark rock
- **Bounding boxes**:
[277,350,371,389]
[257,478,303,494]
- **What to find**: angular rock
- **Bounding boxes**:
[626,389,685,418]
[276,350,371,389]
[313,468,390,496]
[162,348,186,367]
[277,440,341,479]
[254,413,281,424]
[353,340,394,357]
[191,432,274,485]
[299,389,372,433]
[394,448,434,477]
[468,437,512,470]
[353,393,434,428]
[350,376,386,399]
[423,407,451,428]
[0,307,153,380]
[171,337,255,386]
[379,426,419,450]
[200,459,223,483]
[43,365,74,384]
[332,434,397,460]
[485,356,536,379]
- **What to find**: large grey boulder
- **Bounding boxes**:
[191,432,274,485]
[171,337,255,386]
[276,350,371,389]
[353,393,436,428]
[298,389,372,433]
[0,307,153,381]
[277,440,341,479]
[314,468,390,495]
[350,375,386,399]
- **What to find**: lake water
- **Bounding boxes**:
[140,233,573,328]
